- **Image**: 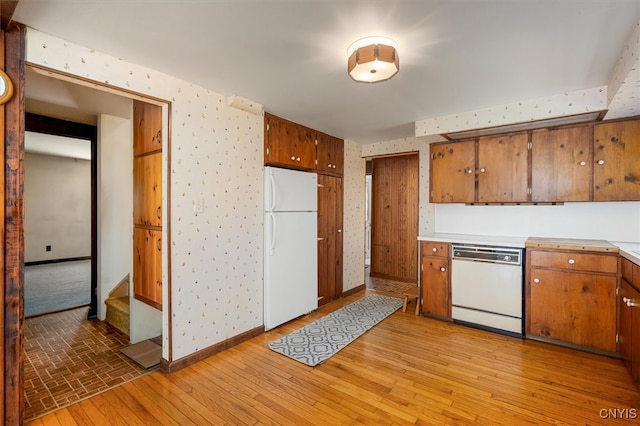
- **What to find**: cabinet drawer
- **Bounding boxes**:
[529,250,617,274]
[421,242,450,259]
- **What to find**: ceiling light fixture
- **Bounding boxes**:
[347,36,399,83]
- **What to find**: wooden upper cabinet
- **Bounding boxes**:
[477,133,529,203]
[593,120,640,201]
[265,112,316,170]
[531,125,592,202]
[316,131,344,175]
[133,153,162,227]
[133,100,162,156]
[430,140,475,203]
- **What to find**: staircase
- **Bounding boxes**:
[105,274,130,336]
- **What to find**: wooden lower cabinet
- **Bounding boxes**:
[526,244,618,353]
[133,227,162,309]
[317,175,343,305]
[620,258,640,387]
[420,242,450,318]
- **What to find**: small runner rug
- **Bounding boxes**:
[268,294,403,366]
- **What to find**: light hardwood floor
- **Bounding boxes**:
[28,290,640,425]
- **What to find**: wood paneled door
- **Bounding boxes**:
[317,175,343,305]
[370,154,419,283]
[133,100,163,310]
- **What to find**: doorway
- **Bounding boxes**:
[24,113,97,318]
[369,153,419,283]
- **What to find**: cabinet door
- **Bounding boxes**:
[528,268,616,351]
[631,285,640,385]
[421,256,450,318]
[531,125,592,202]
[317,132,344,175]
[430,140,475,203]
[133,153,162,227]
[594,120,640,201]
[619,278,634,368]
[317,175,343,305]
[133,100,162,156]
[133,228,162,309]
[265,113,316,170]
[477,133,529,203]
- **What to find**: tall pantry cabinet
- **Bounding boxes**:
[133,101,163,310]
[265,113,344,305]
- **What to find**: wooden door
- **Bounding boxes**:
[528,268,616,351]
[371,154,419,282]
[133,100,163,309]
[317,175,343,305]
[619,277,634,368]
[531,125,592,202]
[133,101,162,155]
[133,228,162,308]
[594,120,640,201]
[316,132,344,175]
[430,140,475,203]
[133,153,162,227]
[264,113,316,170]
[477,133,529,203]
[421,256,450,317]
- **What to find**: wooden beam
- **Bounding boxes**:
[3,21,24,426]
[0,1,19,31]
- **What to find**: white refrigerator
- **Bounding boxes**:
[264,166,318,330]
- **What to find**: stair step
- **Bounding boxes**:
[105,296,130,336]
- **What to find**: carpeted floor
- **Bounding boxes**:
[25,260,91,317]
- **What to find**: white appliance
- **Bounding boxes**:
[264,166,318,330]
[451,244,524,336]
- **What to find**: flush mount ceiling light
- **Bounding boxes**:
[347,36,399,83]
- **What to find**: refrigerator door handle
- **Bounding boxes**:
[268,212,277,254]
[268,170,277,211]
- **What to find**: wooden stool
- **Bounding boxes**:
[402,286,420,315]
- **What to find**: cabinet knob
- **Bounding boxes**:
[480,167,486,173]
[440,267,446,272]
[465,167,473,174]
[332,165,336,169]
[337,229,342,233]
[533,278,540,284]
[296,157,301,162]
[290,156,296,160]
[568,258,576,265]
[432,247,437,252]
[627,299,639,307]
[597,159,605,165]
[328,164,332,168]
[624,297,629,303]
[579,161,586,166]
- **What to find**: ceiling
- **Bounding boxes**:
[13,0,640,143]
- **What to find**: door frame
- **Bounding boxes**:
[25,113,98,318]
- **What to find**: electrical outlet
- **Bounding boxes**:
[194,199,204,214]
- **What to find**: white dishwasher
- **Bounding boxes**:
[451,244,524,336]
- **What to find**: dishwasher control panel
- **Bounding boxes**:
[452,244,522,265]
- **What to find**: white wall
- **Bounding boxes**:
[26,28,264,362]
[97,114,133,320]
[435,202,640,243]
[24,150,91,262]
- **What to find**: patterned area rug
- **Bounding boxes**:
[268,294,403,366]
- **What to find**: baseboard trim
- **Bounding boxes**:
[25,256,91,266]
[160,325,265,373]
[343,284,366,297]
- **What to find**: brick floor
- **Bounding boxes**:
[24,307,150,421]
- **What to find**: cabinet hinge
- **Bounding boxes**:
[616,287,619,296]
[266,147,270,156]
[616,334,619,344]
[527,142,532,150]
[266,123,269,132]
[315,159,318,165]
[421,264,424,272]
[315,139,318,145]
[527,187,532,195]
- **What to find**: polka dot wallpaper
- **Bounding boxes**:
[342,140,366,291]
[606,20,639,119]
[26,28,264,361]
